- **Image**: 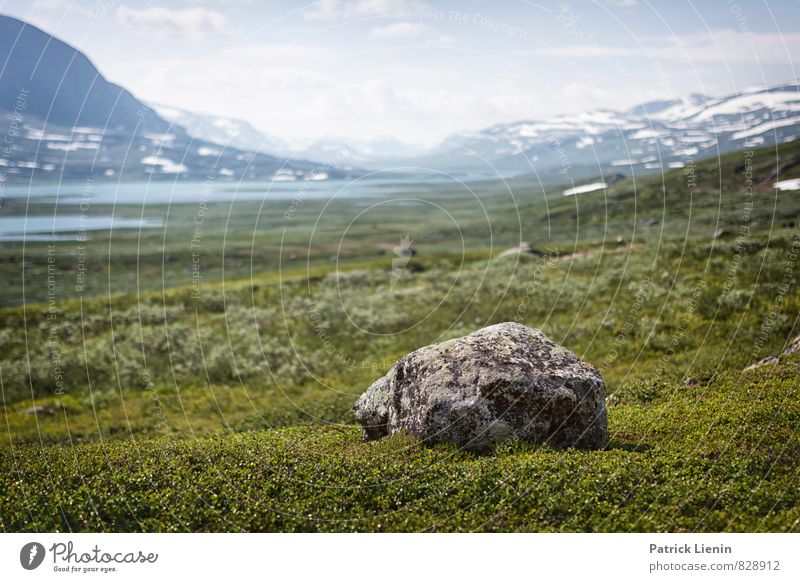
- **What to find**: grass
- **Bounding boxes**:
[2,362,798,532]
[1,141,799,531]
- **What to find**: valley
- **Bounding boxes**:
[1,141,798,531]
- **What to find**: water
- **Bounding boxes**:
[1,177,439,205]
[0,176,460,242]
[0,215,163,242]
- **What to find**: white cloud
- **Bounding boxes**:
[113,53,544,146]
[116,6,231,38]
[433,35,456,46]
[223,44,336,60]
[33,0,72,9]
[659,30,800,64]
[523,45,632,58]
[15,0,94,28]
[369,22,427,38]
[528,30,800,64]
[559,81,610,111]
[304,0,429,22]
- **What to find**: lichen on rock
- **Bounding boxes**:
[353,322,608,451]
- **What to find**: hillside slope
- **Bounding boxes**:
[0,15,169,133]
[416,83,800,176]
[0,140,798,532]
[0,14,347,183]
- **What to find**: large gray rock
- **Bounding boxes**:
[354,322,608,451]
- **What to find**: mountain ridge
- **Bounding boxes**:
[152,82,800,178]
[421,82,800,175]
[0,14,349,183]
[2,11,798,183]
[0,14,172,135]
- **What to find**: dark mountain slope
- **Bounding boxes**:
[0,14,170,134]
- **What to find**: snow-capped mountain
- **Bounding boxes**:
[151,104,424,168]
[283,137,425,167]
[0,15,348,184]
[6,9,796,186]
[0,116,344,183]
[421,83,800,175]
[151,104,288,154]
[149,83,800,179]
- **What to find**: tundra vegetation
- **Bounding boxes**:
[1,141,799,531]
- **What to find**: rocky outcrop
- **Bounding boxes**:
[353,322,608,451]
[781,335,800,357]
[744,356,779,371]
[743,335,800,371]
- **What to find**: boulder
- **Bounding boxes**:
[353,322,608,451]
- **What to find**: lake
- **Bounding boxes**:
[0,176,447,242]
[0,215,164,242]
[0,176,445,205]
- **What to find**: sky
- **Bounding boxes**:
[2,0,800,147]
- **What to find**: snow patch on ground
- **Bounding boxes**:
[141,156,187,174]
[774,179,800,191]
[732,117,800,140]
[690,90,800,122]
[630,129,667,140]
[46,142,99,152]
[563,182,607,196]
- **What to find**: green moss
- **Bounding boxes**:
[1,364,797,532]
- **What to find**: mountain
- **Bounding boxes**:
[0,14,170,134]
[283,136,424,167]
[160,82,798,179]
[0,15,346,183]
[151,103,425,169]
[419,83,800,176]
[151,104,288,154]
[6,10,794,185]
